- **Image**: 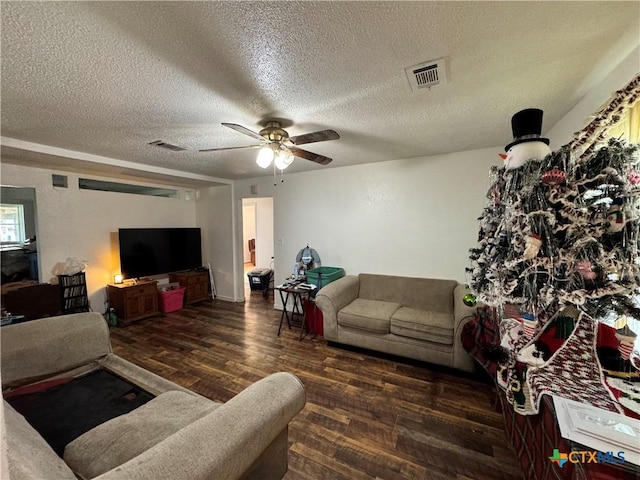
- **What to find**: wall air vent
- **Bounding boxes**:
[405,57,448,92]
[148,140,187,151]
[52,174,68,188]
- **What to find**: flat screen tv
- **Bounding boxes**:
[118,228,202,279]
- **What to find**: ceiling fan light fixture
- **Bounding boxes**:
[256,146,274,168]
[205,121,338,169]
[274,148,294,170]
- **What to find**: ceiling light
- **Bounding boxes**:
[256,146,274,168]
[274,149,294,170]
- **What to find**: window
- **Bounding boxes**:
[78,178,177,198]
[608,100,640,144]
[0,203,26,246]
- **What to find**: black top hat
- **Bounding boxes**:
[505,108,550,151]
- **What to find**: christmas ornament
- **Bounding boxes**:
[583,189,604,200]
[575,260,597,280]
[523,234,542,259]
[541,167,566,185]
[627,168,640,186]
[606,198,625,233]
[522,313,537,338]
[616,325,638,361]
[490,187,500,205]
[499,108,551,170]
[463,293,477,307]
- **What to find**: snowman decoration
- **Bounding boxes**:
[499,108,551,170]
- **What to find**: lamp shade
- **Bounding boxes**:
[256,146,274,168]
[274,149,294,170]
[113,274,124,284]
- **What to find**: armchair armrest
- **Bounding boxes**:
[314,275,360,341]
[95,372,306,480]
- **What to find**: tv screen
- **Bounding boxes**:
[118,228,202,279]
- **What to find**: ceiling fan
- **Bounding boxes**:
[199,121,340,169]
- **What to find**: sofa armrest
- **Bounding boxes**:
[94,372,306,480]
[452,284,479,372]
[314,275,360,341]
[1,312,111,389]
[98,354,202,398]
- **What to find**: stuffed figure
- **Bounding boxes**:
[499,108,551,170]
[295,244,321,272]
[523,233,542,259]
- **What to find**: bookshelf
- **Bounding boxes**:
[58,272,89,314]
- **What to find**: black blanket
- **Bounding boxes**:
[7,369,153,456]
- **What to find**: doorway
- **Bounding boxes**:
[241,197,274,298]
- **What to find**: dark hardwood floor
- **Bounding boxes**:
[109,288,523,480]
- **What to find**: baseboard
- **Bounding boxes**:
[213,294,236,302]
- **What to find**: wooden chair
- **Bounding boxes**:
[248,239,256,265]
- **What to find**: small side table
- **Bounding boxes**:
[275,285,311,340]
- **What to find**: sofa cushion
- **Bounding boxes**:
[3,400,77,480]
[64,390,218,479]
[338,298,401,333]
[358,274,457,313]
[390,307,454,345]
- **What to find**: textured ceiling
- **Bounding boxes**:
[1,1,639,186]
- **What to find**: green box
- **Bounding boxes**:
[305,266,345,290]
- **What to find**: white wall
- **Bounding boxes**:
[242,202,256,263]
[234,147,501,299]
[0,163,197,312]
[196,184,236,301]
[254,197,274,270]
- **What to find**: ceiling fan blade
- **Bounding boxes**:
[199,144,262,153]
[289,129,340,145]
[222,123,265,142]
[289,146,333,165]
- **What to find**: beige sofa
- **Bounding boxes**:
[1,312,305,480]
[315,274,477,372]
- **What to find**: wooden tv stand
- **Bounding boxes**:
[169,270,209,304]
[107,280,158,325]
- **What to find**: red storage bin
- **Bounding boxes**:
[158,287,185,313]
[303,298,324,336]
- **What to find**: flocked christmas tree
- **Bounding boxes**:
[468,137,640,323]
[469,76,640,324]
[467,76,640,414]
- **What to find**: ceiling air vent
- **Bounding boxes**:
[148,140,186,151]
[405,57,447,92]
